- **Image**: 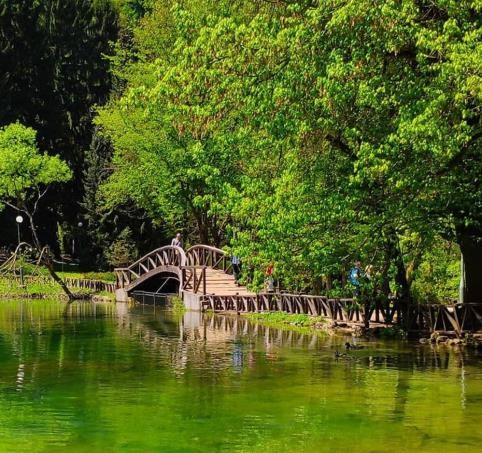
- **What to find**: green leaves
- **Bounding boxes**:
[0,123,72,202]
[96,0,481,297]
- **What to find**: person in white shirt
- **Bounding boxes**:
[171,233,183,249]
[232,255,241,285]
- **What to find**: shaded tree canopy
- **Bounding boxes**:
[0,0,118,246]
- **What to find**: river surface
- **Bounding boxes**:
[0,300,480,452]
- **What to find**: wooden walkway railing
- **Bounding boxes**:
[63,278,116,293]
[15,275,116,293]
[410,302,482,334]
[200,293,482,335]
[186,245,232,274]
[181,266,207,295]
[200,293,395,324]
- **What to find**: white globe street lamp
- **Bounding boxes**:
[72,221,84,256]
[15,215,23,245]
[15,215,24,286]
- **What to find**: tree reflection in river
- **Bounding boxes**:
[0,300,480,452]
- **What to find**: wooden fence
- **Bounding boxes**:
[200,292,482,335]
[16,275,115,293]
[62,278,116,293]
[200,293,396,323]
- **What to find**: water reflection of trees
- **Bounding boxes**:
[114,307,480,376]
[1,302,478,381]
[0,301,479,451]
[116,309,480,449]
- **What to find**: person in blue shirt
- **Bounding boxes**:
[349,259,363,296]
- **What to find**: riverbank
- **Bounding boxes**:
[242,311,481,348]
[0,275,115,301]
[242,311,399,338]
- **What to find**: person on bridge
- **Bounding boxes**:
[171,232,183,249]
[265,263,274,277]
[232,255,241,285]
[265,263,275,292]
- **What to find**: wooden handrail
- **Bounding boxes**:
[114,245,187,289]
[181,265,207,295]
[185,245,233,274]
[123,245,186,272]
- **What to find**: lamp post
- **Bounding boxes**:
[15,215,23,246]
[15,215,24,286]
[72,222,83,257]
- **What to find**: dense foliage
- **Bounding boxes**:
[0,0,480,303]
[95,0,481,303]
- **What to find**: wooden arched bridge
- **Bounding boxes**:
[115,245,254,307]
[115,244,482,335]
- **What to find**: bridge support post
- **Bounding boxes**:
[181,291,203,311]
[115,288,129,303]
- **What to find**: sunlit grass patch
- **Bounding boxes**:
[244,311,328,335]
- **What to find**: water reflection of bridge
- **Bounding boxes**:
[116,305,327,348]
[113,305,479,374]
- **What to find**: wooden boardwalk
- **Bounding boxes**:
[115,244,482,335]
[201,268,254,296]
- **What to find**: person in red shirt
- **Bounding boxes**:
[265,263,274,277]
[265,263,274,292]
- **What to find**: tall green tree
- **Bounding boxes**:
[0,123,73,297]
[97,0,481,303]
[96,0,266,244]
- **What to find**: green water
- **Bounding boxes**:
[0,301,480,452]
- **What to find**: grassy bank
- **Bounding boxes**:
[244,312,328,335]
[0,276,67,298]
[57,271,115,282]
[0,275,114,300]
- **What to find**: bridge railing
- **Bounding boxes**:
[186,245,232,274]
[408,302,482,334]
[181,266,207,295]
[115,268,136,288]
[115,245,186,289]
[200,293,373,323]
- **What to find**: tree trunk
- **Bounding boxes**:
[195,211,210,245]
[27,212,74,300]
[458,234,482,303]
[383,229,411,327]
[406,247,423,287]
